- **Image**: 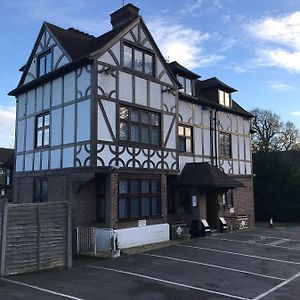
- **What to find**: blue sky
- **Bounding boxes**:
[1,0,300,148]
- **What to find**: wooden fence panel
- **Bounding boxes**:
[0,201,70,276]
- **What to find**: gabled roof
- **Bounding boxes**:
[196,77,237,93]
[168,61,200,79]
[177,163,243,189]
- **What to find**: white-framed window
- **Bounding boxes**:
[38,50,52,77]
[219,132,231,158]
[178,75,192,95]
[219,90,231,107]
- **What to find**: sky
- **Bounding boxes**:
[1,0,300,148]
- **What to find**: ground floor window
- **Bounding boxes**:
[118,177,161,220]
[33,179,48,202]
[223,189,233,207]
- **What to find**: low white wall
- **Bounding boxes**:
[115,223,170,249]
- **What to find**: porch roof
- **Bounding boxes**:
[176,163,243,189]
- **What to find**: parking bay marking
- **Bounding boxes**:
[140,253,285,281]
[87,265,250,300]
[0,277,86,300]
[209,236,300,251]
[177,244,300,265]
[253,271,300,300]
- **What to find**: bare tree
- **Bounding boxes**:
[250,108,299,152]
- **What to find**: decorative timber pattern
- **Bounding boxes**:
[0,199,71,276]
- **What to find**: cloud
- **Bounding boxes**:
[148,18,224,69]
[268,82,295,91]
[0,105,15,148]
[248,12,300,73]
[180,0,204,14]
[290,112,300,117]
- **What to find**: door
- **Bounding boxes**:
[206,192,218,228]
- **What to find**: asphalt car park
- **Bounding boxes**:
[1,226,300,300]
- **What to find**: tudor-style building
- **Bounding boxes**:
[9,4,254,246]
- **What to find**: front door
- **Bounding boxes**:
[206,192,218,228]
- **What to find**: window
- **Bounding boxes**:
[33,179,48,202]
[123,43,154,76]
[119,105,160,145]
[178,124,193,153]
[118,177,161,220]
[38,50,52,77]
[178,75,192,95]
[219,90,231,107]
[223,190,233,207]
[219,132,231,158]
[6,169,11,186]
[36,112,50,148]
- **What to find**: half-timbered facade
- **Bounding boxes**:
[10,4,254,246]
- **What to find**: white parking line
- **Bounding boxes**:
[0,277,85,300]
[228,232,294,242]
[177,244,300,265]
[209,236,300,251]
[140,253,285,281]
[87,265,250,300]
[253,271,300,300]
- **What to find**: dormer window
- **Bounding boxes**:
[38,50,52,77]
[219,90,231,107]
[123,43,154,77]
[178,76,192,95]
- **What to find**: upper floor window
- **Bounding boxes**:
[219,132,231,158]
[118,177,161,220]
[178,76,192,95]
[119,105,160,146]
[123,43,154,76]
[219,90,231,107]
[36,112,50,148]
[38,50,52,77]
[178,124,193,153]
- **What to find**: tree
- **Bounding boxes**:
[250,108,299,152]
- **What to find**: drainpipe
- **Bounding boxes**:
[209,110,214,165]
[214,110,218,167]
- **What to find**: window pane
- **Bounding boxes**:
[151,196,159,215]
[41,181,48,202]
[131,179,139,193]
[37,131,43,147]
[141,180,149,193]
[142,196,150,216]
[141,112,149,124]
[131,124,139,142]
[151,180,159,193]
[186,138,192,152]
[119,197,128,218]
[46,52,52,74]
[134,49,143,72]
[43,129,49,146]
[179,137,186,152]
[119,179,128,194]
[141,126,149,143]
[144,53,153,76]
[44,114,49,126]
[225,134,231,144]
[130,197,140,217]
[39,56,45,76]
[124,45,132,68]
[186,79,192,95]
[119,122,128,140]
[37,116,43,128]
[151,128,159,144]
[120,107,129,119]
[151,113,159,125]
[178,126,184,136]
[178,76,184,86]
[219,90,225,105]
[224,92,230,107]
[185,127,191,137]
[131,109,139,122]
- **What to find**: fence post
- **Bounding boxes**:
[1,198,8,277]
[67,202,72,269]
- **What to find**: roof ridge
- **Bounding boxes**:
[67,27,95,39]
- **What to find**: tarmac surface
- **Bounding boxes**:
[1,226,300,299]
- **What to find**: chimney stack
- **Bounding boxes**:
[110,3,140,29]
